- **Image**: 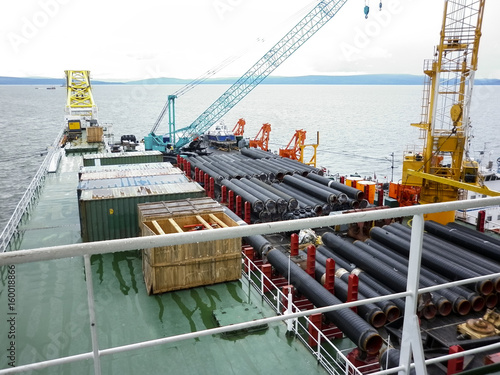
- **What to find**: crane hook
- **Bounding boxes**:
[379,1,382,11]
[364,5,370,18]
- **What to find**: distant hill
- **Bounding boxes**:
[0,76,118,85]
[1,74,499,85]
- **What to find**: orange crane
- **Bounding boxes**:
[232,118,246,136]
[279,130,319,167]
[279,130,306,161]
[249,123,271,151]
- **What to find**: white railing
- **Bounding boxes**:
[0,129,64,253]
[241,252,363,375]
[1,197,500,374]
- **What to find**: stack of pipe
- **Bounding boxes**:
[184,152,369,223]
[319,221,500,320]
[321,233,439,320]
[239,148,324,176]
[266,247,383,355]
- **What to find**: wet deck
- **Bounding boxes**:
[0,152,328,374]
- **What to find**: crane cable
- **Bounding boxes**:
[151,1,317,134]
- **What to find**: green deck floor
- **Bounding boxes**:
[0,153,328,374]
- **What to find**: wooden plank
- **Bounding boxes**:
[152,220,166,235]
[209,214,228,228]
[196,215,213,230]
[168,218,184,233]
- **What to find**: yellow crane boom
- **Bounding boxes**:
[402,0,488,224]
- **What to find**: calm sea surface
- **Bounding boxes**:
[1,84,499,231]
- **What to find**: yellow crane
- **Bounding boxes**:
[402,0,499,224]
[64,70,98,133]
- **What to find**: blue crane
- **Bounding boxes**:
[145,0,367,153]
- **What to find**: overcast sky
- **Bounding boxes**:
[1,0,499,80]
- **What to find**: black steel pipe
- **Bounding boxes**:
[273,182,325,208]
[189,159,227,184]
[195,156,244,180]
[230,178,277,213]
[354,240,462,316]
[243,178,288,213]
[240,148,272,159]
[275,155,322,174]
[211,161,249,180]
[316,246,409,317]
[268,158,306,176]
[369,226,494,296]
[386,222,500,296]
[322,233,438,320]
[447,221,500,247]
[307,251,388,327]
[249,177,299,210]
[331,271,387,328]
[272,183,323,214]
[267,248,383,354]
[337,269,400,322]
[222,207,272,256]
[220,179,264,212]
[244,160,277,181]
[425,220,500,263]
[292,173,347,202]
[314,250,400,321]
[255,159,288,180]
[226,159,268,181]
[327,179,365,201]
[365,238,481,314]
[380,349,416,375]
[283,175,336,204]
[389,223,500,288]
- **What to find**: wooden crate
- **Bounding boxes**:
[138,198,223,225]
[86,126,103,143]
[142,253,241,294]
[141,211,242,294]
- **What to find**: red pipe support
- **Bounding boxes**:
[281,285,294,314]
[194,167,199,182]
[243,246,254,273]
[447,345,464,374]
[347,274,359,313]
[235,195,242,217]
[244,201,251,224]
[204,173,209,194]
[477,210,486,233]
[306,245,316,278]
[290,233,299,257]
[220,185,227,204]
[209,177,215,199]
[340,176,345,184]
[261,264,272,293]
[228,190,235,211]
[324,258,335,294]
[308,313,322,348]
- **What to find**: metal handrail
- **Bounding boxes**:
[224,253,364,375]
[0,129,64,253]
[1,197,500,374]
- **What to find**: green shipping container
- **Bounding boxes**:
[79,182,205,242]
[83,151,163,167]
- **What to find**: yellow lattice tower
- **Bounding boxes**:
[64,70,97,122]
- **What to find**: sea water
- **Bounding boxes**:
[1,84,499,231]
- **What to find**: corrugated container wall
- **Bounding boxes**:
[83,150,163,167]
[79,183,205,242]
